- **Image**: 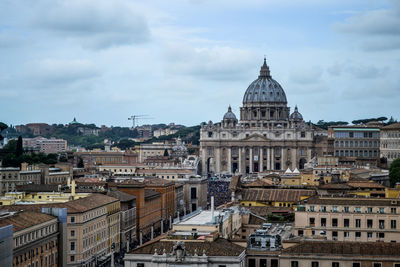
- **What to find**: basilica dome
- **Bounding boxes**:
[223,106,237,121]
[243,59,287,104]
[290,106,303,120]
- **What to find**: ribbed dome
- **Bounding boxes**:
[290,106,303,120]
[243,59,287,104]
[223,106,237,121]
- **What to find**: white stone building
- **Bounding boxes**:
[200,59,317,176]
[380,122,400,166]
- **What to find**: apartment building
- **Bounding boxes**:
[0,210,59,267]
[23,137,67,154]
[280,241,400,267]
[62,194,120,266]
[328,126,380,165]
[107,190,136,251]
[380,122,400,166]
[0,167,41,194]
[116,181,162,243]
[295,196,400,242]
[138,143,172,163]
[74,150,138,167]
[143,178,175,226]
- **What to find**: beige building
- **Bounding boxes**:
[0,210,60,267]
[295,196,400,242]
[62,194,120,266]
[139,143,172,163]
[380,122,400,166]
[23,137,67,154]
[280,241,400,267]
[135,168,197,181]
[200,59,318,176]
[328,125,380,166]
[0,167,41,194]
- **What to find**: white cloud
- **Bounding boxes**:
[32,0,151,49]
[332,2,400,51]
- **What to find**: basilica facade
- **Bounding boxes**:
[200,59,316,176]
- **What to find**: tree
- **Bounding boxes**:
[387,116,398,125]
[16,136,23,157]
[389,158,400,187]
[0,122,8,141]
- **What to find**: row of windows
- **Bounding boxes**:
[381,140,400,148]
[309,217,397,229]
[15,241,57,265]
[382,131,400,138]
[385,152,400,159]
[291,261,396,267]
[335,150,378,157]
[15,224,57,247]
[335,140,379,148]
[307,205,396,214]
[334,131,379,139]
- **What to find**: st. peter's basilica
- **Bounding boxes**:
[200,58,319,176]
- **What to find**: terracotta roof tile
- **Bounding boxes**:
[282,241,400,257]
[130,238,245,256]
[0,211,56,232]
[243,189,315,202]
[302,195,400,206]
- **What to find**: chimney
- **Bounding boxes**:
[211,196,214,222]
[71,180,76,197]
[21,162,28,171]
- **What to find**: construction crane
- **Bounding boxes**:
[128,115,152,128]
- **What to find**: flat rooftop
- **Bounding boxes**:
[177,210,221,225]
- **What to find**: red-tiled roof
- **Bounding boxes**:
[301,195,400,206]
[282,241,400,257]
[243,189,315,202]
[130,238,245,256]
[0,211,56,232]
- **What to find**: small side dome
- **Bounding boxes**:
[223,106,238,121]
[290,105,303,121]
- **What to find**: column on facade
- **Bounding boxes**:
[249,147,253,173]
[201,148,207,175]
[291,148,297,170]
[267,148,271,170]
[307,148,312,161]
[259,147,263,172]
[282,148,287,170]
[215,147,221,173]
[238,147,242,174]
[228,147,232,174]
[270,147,275,170]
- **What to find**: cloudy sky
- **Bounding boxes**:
[1,0,399,127]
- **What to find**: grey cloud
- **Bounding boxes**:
[332,2,400,51]
[25,59,100,88]
[340,79,399,101]
[0,32,26,48]
[333,5,400,36]
[163,43,258,81]
[361,38,400,52]
[289,66,323,84]
[346,65,389,79]
[32,0,150,49]
[327,62,388,80]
